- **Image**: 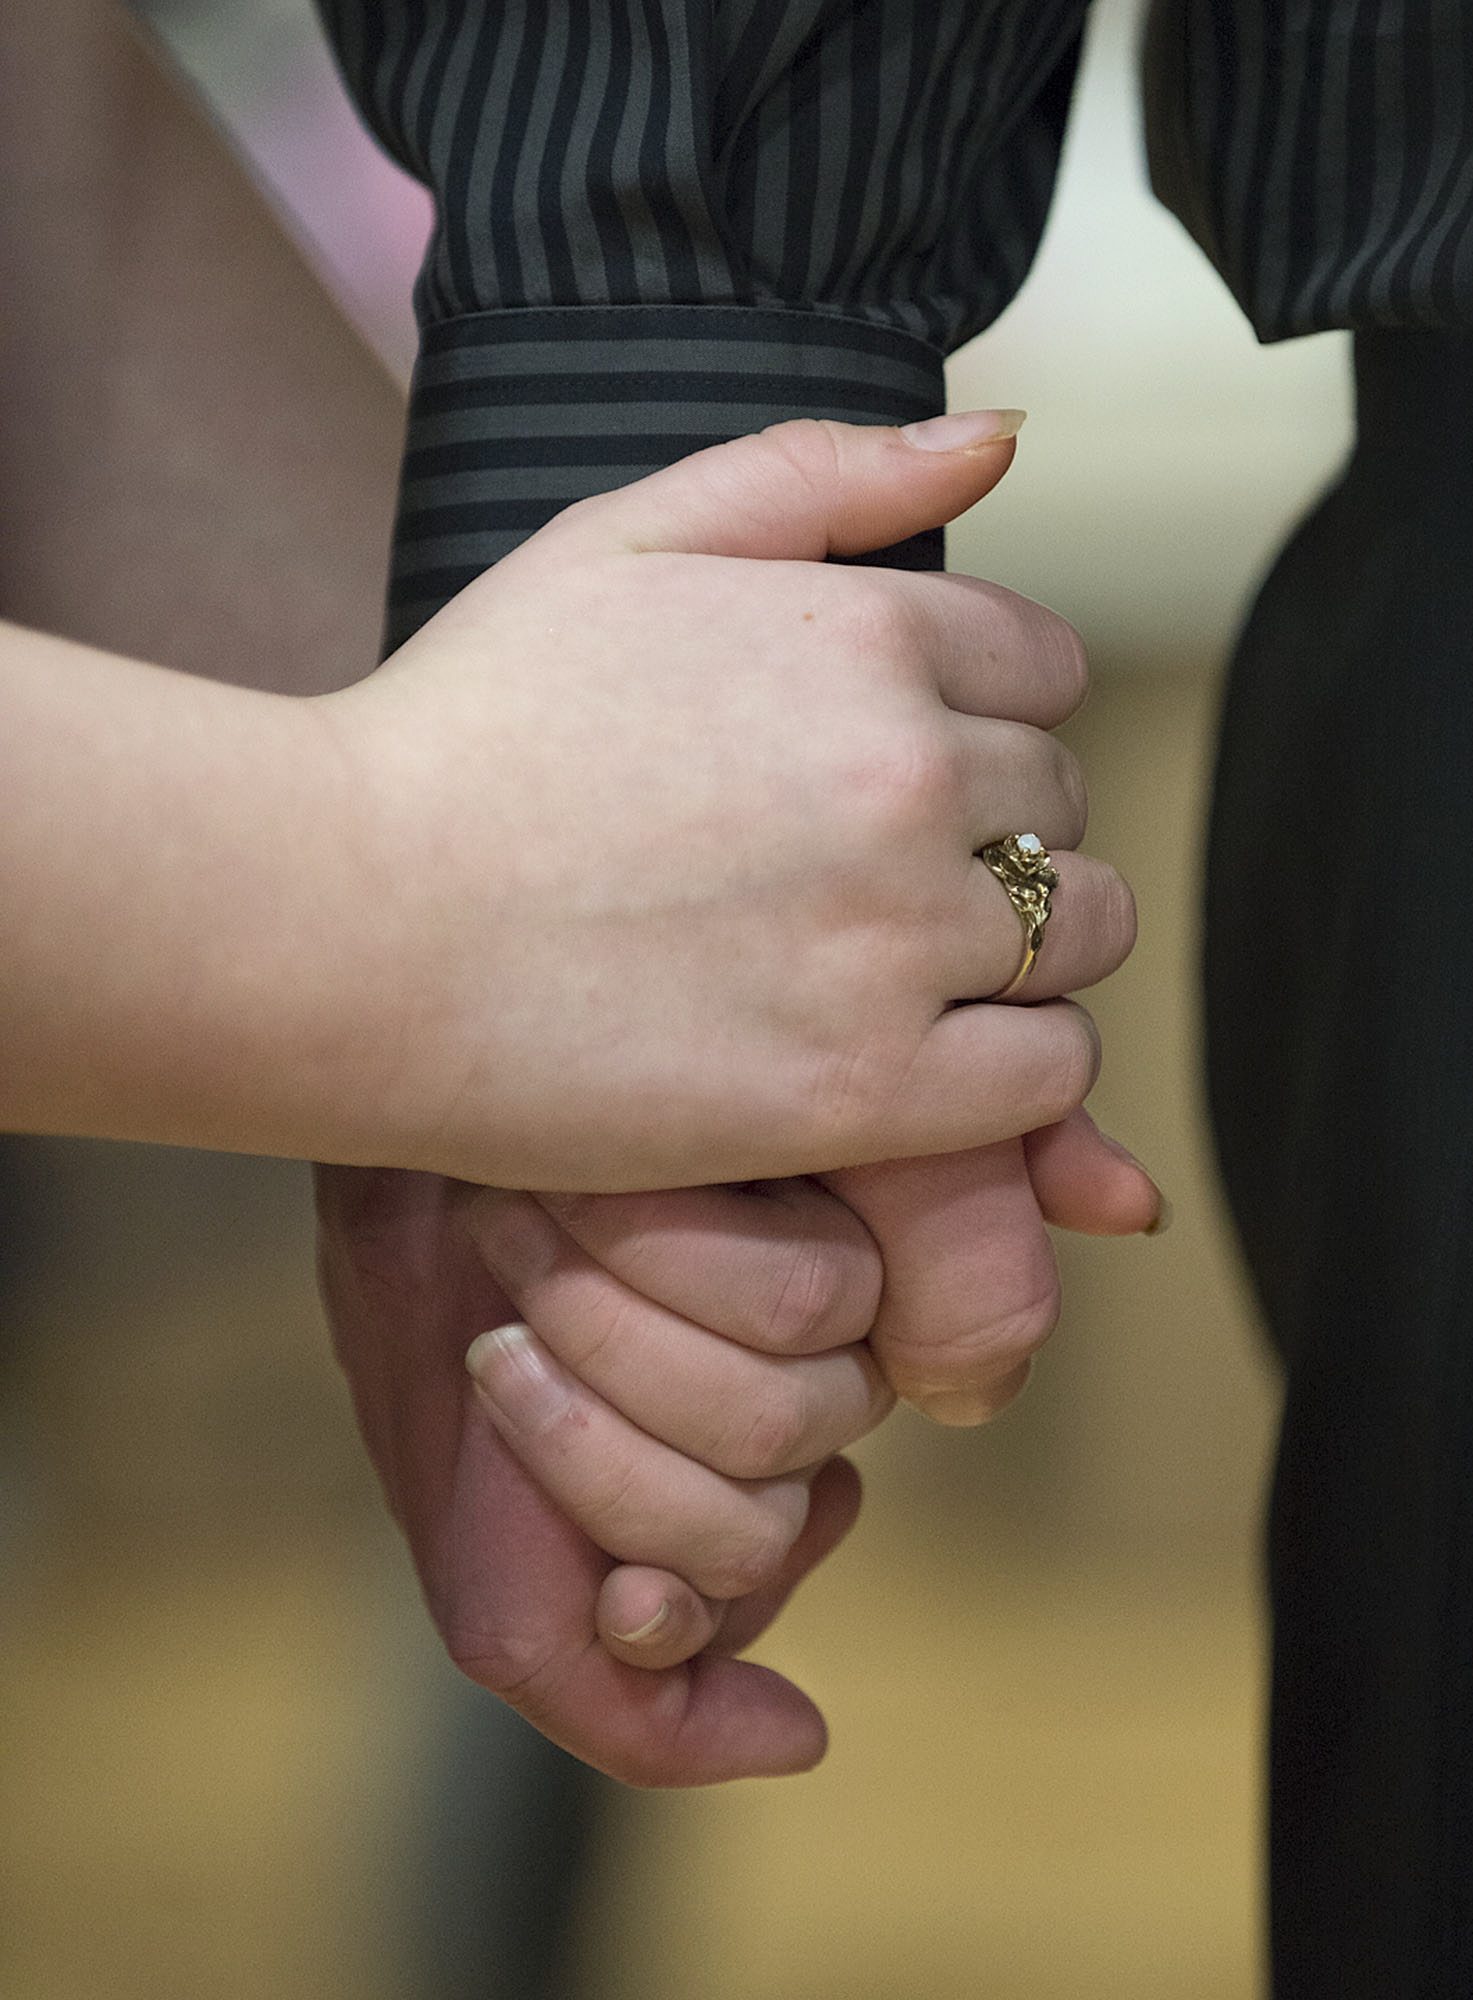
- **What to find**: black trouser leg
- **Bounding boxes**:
[1205,332,1473,1998]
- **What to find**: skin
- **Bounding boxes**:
[1,0,1162,1785]
[462,1111,1161,1672]
[322,423,1121,1189]
[1,413,1124,1178]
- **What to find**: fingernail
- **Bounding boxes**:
[900,408,1027,452]
[909,1388,1001,1427]
[465,1323,574,1430]
[465,1191,561,1285]
[1093,1126,1171,1236]
[907,1358,1033,1426]
[1142,1191,1174,1237]
[610,1602,672,1646]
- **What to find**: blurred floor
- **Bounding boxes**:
[0,663,1280,2000]
[578,1549,1262,2000]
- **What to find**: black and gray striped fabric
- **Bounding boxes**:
[315,0,1473,648]
[315,0,1090,644]
[316,0,1086,347]
[388,301,948,641]
[1143,0,1473,340]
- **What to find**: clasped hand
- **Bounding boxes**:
[316,412,1154,1785]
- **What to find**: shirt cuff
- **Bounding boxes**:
[385,303,947,652]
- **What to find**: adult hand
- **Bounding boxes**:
[321,411,1125,1191]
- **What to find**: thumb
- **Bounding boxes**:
[546,408,1025,564]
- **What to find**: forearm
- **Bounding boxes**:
[0,619,399,1159]
[0,0,403,695]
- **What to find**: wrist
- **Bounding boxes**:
[306,665,514,1177]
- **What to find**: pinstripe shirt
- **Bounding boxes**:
[315,0,1473,648]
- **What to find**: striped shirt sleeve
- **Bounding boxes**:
[1143,0,1473,342]
[316,0,1089,646]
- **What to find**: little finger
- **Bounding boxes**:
[838,996,1101,1165]
[1025,1108,1168,1236]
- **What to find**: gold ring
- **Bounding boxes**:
[978,832,1060,999]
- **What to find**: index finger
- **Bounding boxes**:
[888,571,1089,727]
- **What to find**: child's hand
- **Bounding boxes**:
[319,1115,1161,1782]
[319,1163,879,1783]
[458,1177,893,1670]
[459,1113,1163,1677]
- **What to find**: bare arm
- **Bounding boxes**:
[0,0,403,693]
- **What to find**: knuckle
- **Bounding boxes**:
[1045,614,1090,714]
[1047,736,1089,844]
[717,1379,813,1479]
[569,1281,643,1377]
[763,1238,846,1351]
[802,1026,917,1148]
[818,572,919,683]
[1009,1000,1100,1126]
[896,1283,1061,1396]
[801,1041,876,1144]
[704,1504,797,1600]
[846,576,919,660]
[1096,864,1139,964]
[760,416,845,498]
[443,1620,559,1706]
[1047,1004,1102,1114]
[981,1283,1063,1367]
[581,1448,645,1528]
[844,722,960,844]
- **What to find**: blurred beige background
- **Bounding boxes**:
[1,2,1355,1995]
